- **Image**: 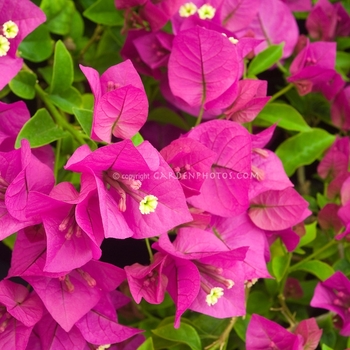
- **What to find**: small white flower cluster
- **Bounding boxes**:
[179,3,216,20]
[0,20,19,57]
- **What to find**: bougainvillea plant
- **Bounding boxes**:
[0,0,350,349]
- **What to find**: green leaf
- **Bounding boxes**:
[2,234,17,250]
[298,221,317,248]
[233,314,251,342]
[247,291,273,317]
[49,86,82,114]
[322,344,333,350]
[83,0,124,26]
[9,71,37,100]
[275,128,335,176]
[50,40,74,94]
[40,0,75,35]
[152,323,201,350]
[333,259,350,277]
[254,103,311,132]
[132,132,144,146]
[336,37,350,50]
[290,260,335,281]
[19,24,53,62]
[148,107,190,130]
[73,108,92,136]
[271,255,290,282]
[137,337,154,350]
[247,44,284,77]
[15,108,67,148]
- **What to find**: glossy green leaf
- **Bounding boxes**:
[290,260,335,281]
[19,24,53,62]
[298,221,317,248]
[233,314,251,342]
[73,108,93,136]
[41,0,75,35]
[254,103,311,132]
[49,87,82,114]
[9,71,37,100]
[333,259,350,277]
[137,337,154,350]
[50,40,74,94]
[322,344,333,350]
[275,128,335,176]
[83,0,124,26]
[152,323,201,350]
[271,255,290,282]
[132,132,144,146]
[15,108,67,148]
[247,44,284,77]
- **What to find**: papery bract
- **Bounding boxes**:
[0,101,29,151]
[26,181,103,273]
[249,187,311,231]
[0,0,46,90]
[75,292,141,345]
[168,26,240,109]
[237,0,298,58]
[220,0,261,32]
[35,312,86,350]
[311,271,350,336]
[0,140,54,240]
[125,252,168,304]
[331,86,350,131]
[160,137,216,197]
[80,60,148,143]
[281,0,312,12]
[294,318,323,350]
[65,140,192,239]
[186,120,252,217]
[23,260,126,332]
[224,79,270,123]
[306,0,350,41]
[246,314,303,350]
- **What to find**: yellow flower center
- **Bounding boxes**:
[179,2,197,17]
[197,4,216,20]
[3,20,19,39]
[0,35,10,57]
[139,195,158,215]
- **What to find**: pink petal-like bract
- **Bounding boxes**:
[249,187,311,231]
[168,26,240,108]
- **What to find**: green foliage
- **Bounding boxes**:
[15,108,67,148]
[247,43,284,77]
[19,25,53,62]
[40,0,76,35]
[9,71,37,100]
[275,128,335,176]
[83,0,124,25]
[254,103,311,132]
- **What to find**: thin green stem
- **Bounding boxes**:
[35,84,85,145]
[268,83,294,104]
[80,24,103,58]
[195,104,205,127]
[289,240,337,273]
[276,61,288,74]
[278,294,296,327]
[205,317,237,350]
[145,238,153,262]
[279,252,292,295]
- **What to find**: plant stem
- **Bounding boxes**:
[80,24,103,58]
[289,240,337,272]
[195,104,205,127]
[205,317,237,350]
[278,294,296,327]
[268,83,294,104]
[145,238,153,262]
[35,84,86,145]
